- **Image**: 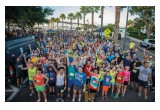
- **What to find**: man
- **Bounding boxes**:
[129,40,135,50]
[52,64,67,102]
[33,68,49,102]
[134,61,152,101]
[72,66,86,102]
[15,57,23,88]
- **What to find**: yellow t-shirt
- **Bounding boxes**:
[129,42,135,49]
[109,70,116,83]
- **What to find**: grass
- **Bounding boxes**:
[129,33,155,41]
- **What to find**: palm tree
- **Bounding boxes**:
[50,17,56,29]
[88,6,100,32]
[75,12,82,31]
[67,13,75,31]
[60,14,66,30]
[113,6,121,44]
[80,6,89,31]
[55,18,60,29]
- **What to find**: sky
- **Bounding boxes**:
[45,6,138,28]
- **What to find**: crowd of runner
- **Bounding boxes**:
[14,31,155,102]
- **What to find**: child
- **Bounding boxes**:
[102,69,112,100]
[114,67,123,98]
[109,66,117,97]
[122,66,131,97]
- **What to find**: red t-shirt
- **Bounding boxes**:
[34,74,44,86]
[116,72,123,84]
[84,64,93,77]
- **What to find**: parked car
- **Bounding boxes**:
[140,39,155,50]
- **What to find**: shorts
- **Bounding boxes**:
[73,84,83,92]
[35,86,45,92]
[100,81,103,86]
[68,79,74,88]
[138,79,148,88]
[102,86,109,92]
[56,85,64,93]
[86,77,90,84]
[48,81,55,87]
[110,82,116,86]
[124,81,129,85]
[29,80,33,84]
[16,72,22,79]
[130,73,139,83]
[90,88,97,93]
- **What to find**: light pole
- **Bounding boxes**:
[123,6,129,50]
[87,20,89,32]
[100,6,104,38]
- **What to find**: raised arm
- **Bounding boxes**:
[22,54,27,65]
[52,64,58,73]
[29,44,33,54]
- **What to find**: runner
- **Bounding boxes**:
[33,68,49,102]
[121,66,131,97]
[134,61,152,101]
[52,64,67,102]
[102,69,112,100]
[72,66,86,102]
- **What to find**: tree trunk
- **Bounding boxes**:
[83,13,85,31]
[70,19,72,30]
[91,11,94,33]
[114,6,120,45]
[62,19,64,30]
[78,18,79,31]
[146,26,151,38]
[57,22,58,29]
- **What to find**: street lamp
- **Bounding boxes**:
[123,6,129,50]
[99,6,104,39]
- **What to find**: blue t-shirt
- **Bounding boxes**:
[107,54,115,62]
[123,58,131,67]
[103,75,112,86]
[47,71,56,82]
[74,72,86,86]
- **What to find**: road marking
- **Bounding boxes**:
[134,45,155,56]
[6,78,28,102]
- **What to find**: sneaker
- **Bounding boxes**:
[56,98,60,102]
[114,95,119,99]
[49,92,52,96]
[60,98,64,102]
[67,93,70,98]
[105,95,108,99]
[122,94,125,97]
[72,99,75,102]
[111,93,114,97]
[138,93,142,98]
[29,91,34,96]
[144,96,148,101]
[78,99,81,102]
[52,92,55,96]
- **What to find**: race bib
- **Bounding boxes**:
[70,73,74,76]
[117,76,122,80]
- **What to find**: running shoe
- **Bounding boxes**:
[138,93,142,98]
[67,93,70,98]
[144,96,148,101]
[56,98,60,102]
[111,92,114,97]
[114,95,119,99]
[72,99,75,102]
[29,91,34,96]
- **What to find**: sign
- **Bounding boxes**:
[104,28,111,35]
[104,28,111,39]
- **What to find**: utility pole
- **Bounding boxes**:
[123,6,129,50]
[100,6,104,39]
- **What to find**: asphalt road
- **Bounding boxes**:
[118,38,155,61]
[11,82,155,102]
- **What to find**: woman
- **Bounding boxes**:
[33,68,49,102]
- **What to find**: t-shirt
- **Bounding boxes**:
[84,64,93,77]
[137,66,152,81]
[74,72,86,86]
[109,70,116,83]
[129,42,135,49]
[68,65,76,80]
[123,58,131,67]
[103,75,112,86]
[98,71,105,82]
[116,72,123,84]
[47,71,55,82]
[90,73,99,90]
[107,54,115,62]
[15,62,22,74]
[122,70,131,82]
